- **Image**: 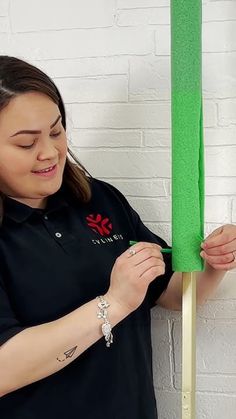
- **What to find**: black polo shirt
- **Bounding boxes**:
[0,178,173,419]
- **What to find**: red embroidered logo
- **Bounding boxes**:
[86,214,113,236]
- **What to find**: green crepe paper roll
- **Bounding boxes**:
[171,0,205,272]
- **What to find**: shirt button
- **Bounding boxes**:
[44,215,48,220]
[55,232,62,238]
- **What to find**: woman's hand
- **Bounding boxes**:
[106,242,165,313]
[200,224,236,271]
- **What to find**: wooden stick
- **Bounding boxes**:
[182,272,197,419]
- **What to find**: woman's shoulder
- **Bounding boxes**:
[90,178,129,207]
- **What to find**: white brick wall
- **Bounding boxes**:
[1,0,236,417]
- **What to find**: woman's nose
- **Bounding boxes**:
[37,138,58,161]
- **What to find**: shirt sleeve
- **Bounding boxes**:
[98,180,175,308]
[128,205,174,308]
[0,275,27,346]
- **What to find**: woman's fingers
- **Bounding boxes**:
[108,242,166,313]
[200,251,234,265]
[138,258,165,281]
[126,242,165,283]
[200,238,236,256]
[201,225,236,271]
[127,242,163,262]
[129,246,163,266]
[200,251,236,271]
[202,224,236,252]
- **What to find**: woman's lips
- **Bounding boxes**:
[32,164,57,178]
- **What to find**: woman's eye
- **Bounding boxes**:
[50,131,61,137]
[17,132,61,148]
[19,143,35,149]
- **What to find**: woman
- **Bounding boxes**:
[0,56,235,419]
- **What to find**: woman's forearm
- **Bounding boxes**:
[196,263,227,305]
[157,264,226,310]
[0,294,129,397]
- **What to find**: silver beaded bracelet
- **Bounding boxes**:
[97,296,113,347]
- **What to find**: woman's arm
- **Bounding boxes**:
[156,265,226,311]
[0,294,130,397]
[0,241,165,397]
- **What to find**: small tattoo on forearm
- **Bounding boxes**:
[56,346,78,362]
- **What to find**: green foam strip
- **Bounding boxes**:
[171,0,205,272]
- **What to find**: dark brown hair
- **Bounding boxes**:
[0,56,92,223]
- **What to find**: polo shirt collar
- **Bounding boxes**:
[3,187,69,223]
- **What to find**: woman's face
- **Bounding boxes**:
[0,91,67,208]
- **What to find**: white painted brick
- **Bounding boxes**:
[70,103,171,129]
[206,177,236,195]
[0,0,8,16]
[55,75,128,103]
[0,33,7,53]
[154,392,236,419]
[150,393,236,419]
[152,305,180,322]
[117,7,170,27]
[198,299,236,320]
[218,99,236,126]
[0,16,8,32]
[198,375,236,394]
[203,53,236,98]
[70,101,216,130]
[205,127,236,146]
[70,130,141,148]
[67,101,217,129]
[128,197,171,222]
[203,21,236,53]
[10,0,116,31]
[200,101,218,127]
[7,28,153,59]
[206,146,236,176]
[1,1,236,416]
[144,130,171,147]
[151,320,172,390]
[117,0,169,8]
[155,26,170,56]
[154,21,235,58]
[108,179,168,197]
[144,222,171,244]
[175,372,236,394]
[129,56,170,101]
[35,57,128,78]
[233,199,236,223]
[155,390,181,419]
[173,319,236,374]
[72,149,171,178]
[203,1,236,22]
[205,196,231,223]
[197,393,236,419]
